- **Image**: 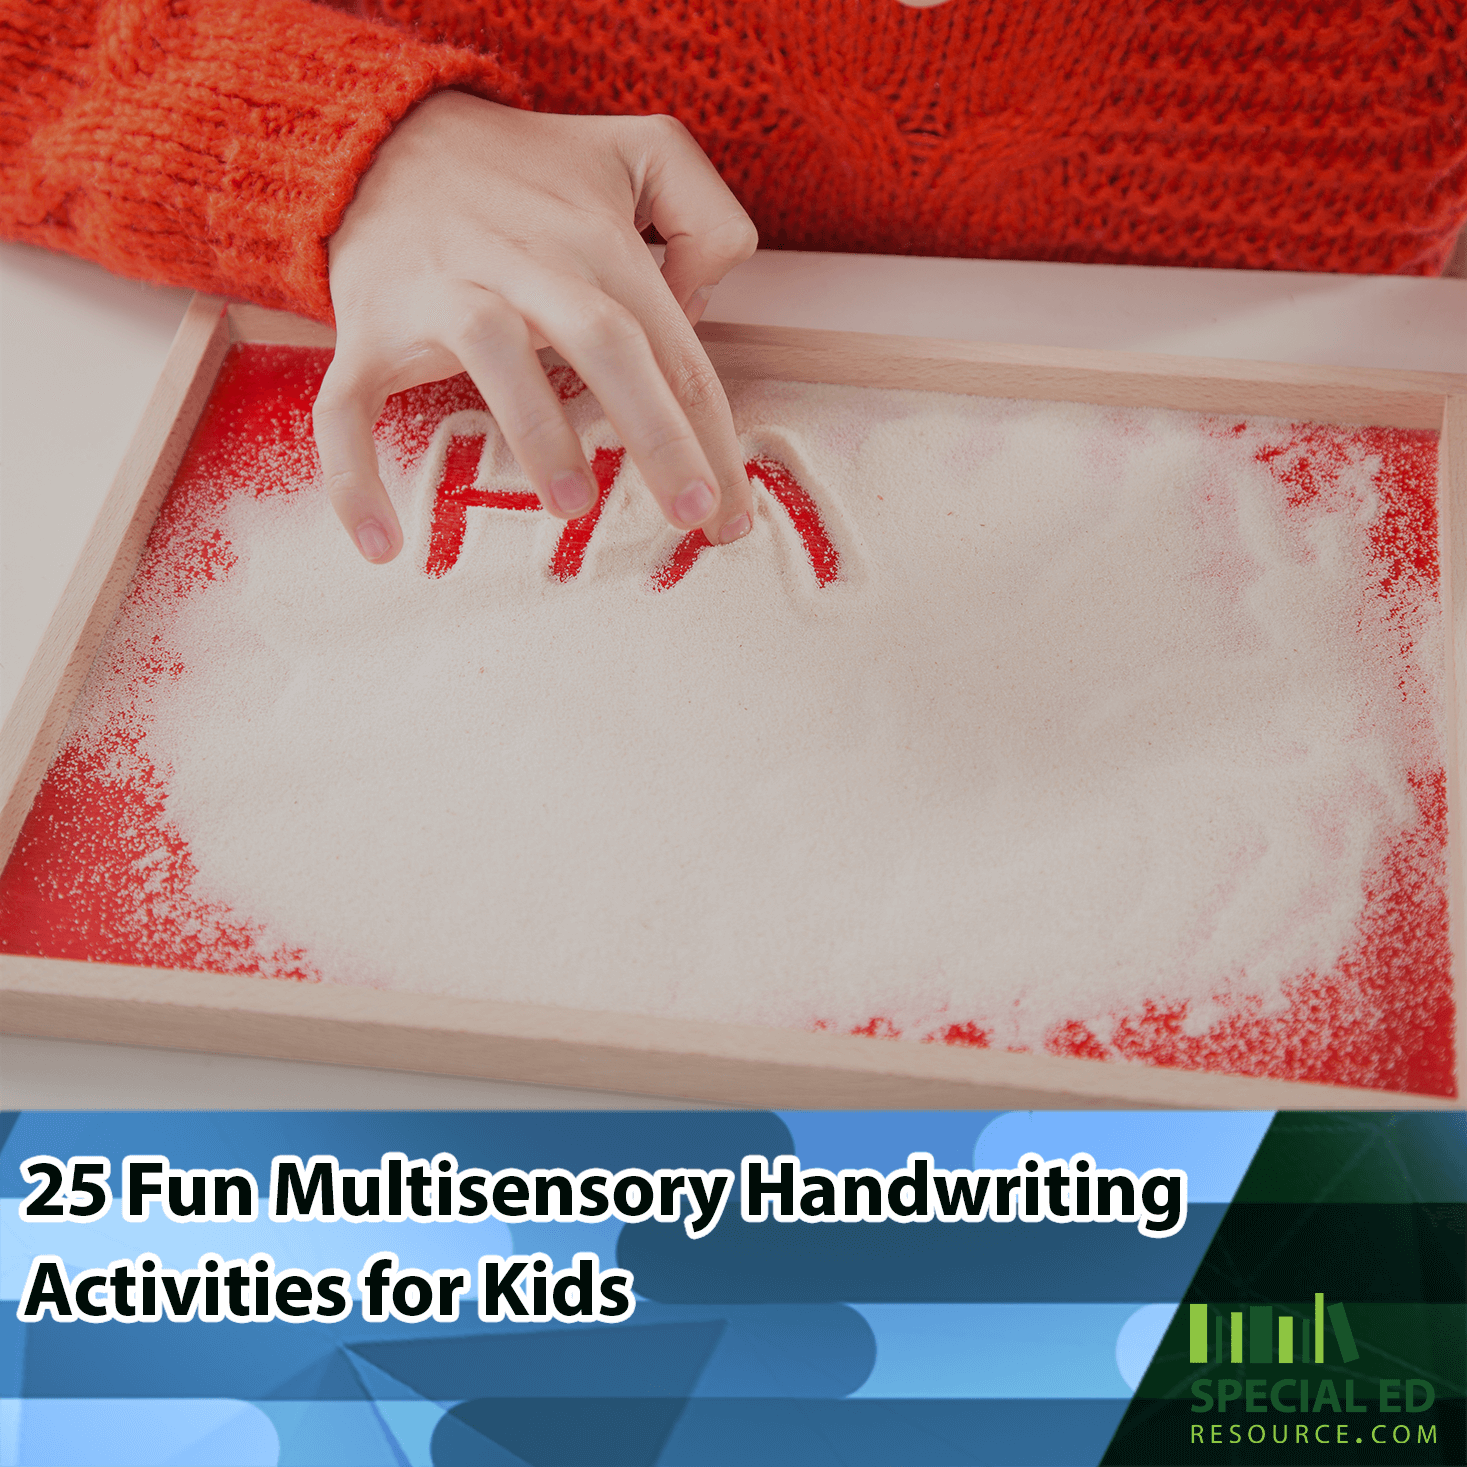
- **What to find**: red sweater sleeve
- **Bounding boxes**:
[0,0,521,320]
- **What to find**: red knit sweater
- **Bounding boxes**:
[2,0,1464,323]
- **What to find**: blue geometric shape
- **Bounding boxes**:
[338,1304,875,1402]
[0,1317,20,1397]
[3,1298,882,1406]
[253,1399,407,1467]
[1113,1304,1178,1392]
[850,1304,1141,1398]
[778,1113,1003,1176]
[5,1398,278,1466]
[13,1315,500,1400]
[352,1320,724,1402]
[263,1348,373,1403]
[430,1409,533,1467]
[155,1400,280,1467]
[342,1352,452,1467]
[668,1305,874,1398]
[366,1400,452,1467]
[434,1398,692,1467]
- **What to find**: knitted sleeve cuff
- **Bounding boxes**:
[2,0,523,321]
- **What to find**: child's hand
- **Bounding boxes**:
[314,91,758,563]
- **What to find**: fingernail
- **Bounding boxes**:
[355,520,391,560]
[674,481,715,526]
[719,513,751,544]
[686,286,716,326]
[549,469,595,517]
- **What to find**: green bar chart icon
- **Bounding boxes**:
[1249,1305,1272,1364]
[1185,1297,1355,1366]
[1189,1304,1207,1364]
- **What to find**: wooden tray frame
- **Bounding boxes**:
[2,295,1465,1109]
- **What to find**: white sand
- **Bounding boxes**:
[65,378,1442,1049]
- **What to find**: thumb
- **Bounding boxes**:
[633,116,759,324]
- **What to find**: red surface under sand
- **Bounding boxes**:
[0,346,1453,1095]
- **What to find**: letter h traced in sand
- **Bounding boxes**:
[425,434,626,580]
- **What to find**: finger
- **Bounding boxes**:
[629,115,759,321]
[312,350,403,563]
[441,284,599,519]
[604,245,753,546]
[518,271,729,537]
[682,286,714,328]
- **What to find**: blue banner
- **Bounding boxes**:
[2,1110,1460,1466]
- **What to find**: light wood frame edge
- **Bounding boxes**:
[1,953,1451,1110]
[0,295,231,860]
[2,297,1461,1109]
[226,304,1467,427]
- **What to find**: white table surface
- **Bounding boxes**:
[2,239,1464,1108]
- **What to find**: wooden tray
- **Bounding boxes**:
[2,295,1463,1110]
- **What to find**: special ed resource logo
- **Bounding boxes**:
[1185,1295,1437,1451]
